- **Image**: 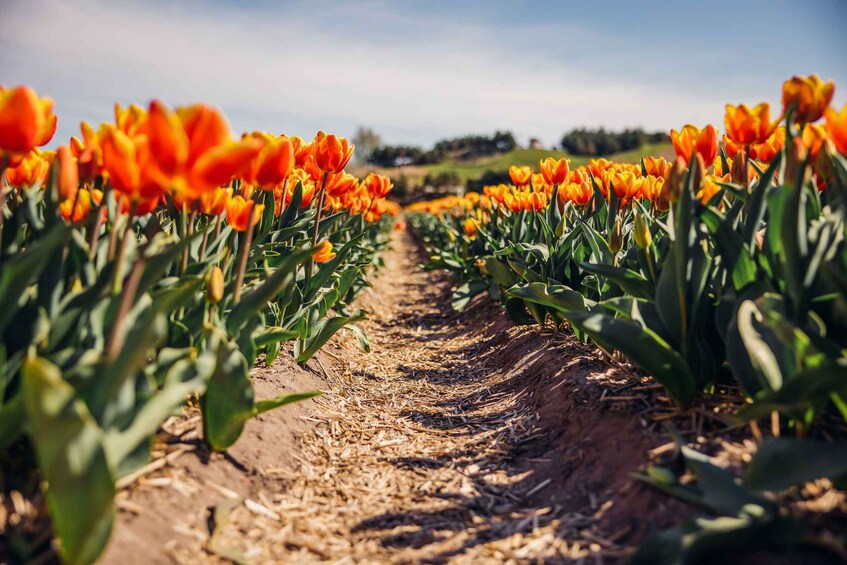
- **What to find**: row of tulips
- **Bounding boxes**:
[407,75,847,561]
[0,85,396,564]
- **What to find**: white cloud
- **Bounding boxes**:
[2,0,838,149]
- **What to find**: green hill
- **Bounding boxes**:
[352,143,675,187]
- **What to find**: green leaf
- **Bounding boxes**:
[295,310,367,363]
[747,438,847,492]
[253,391,321,416]
[484,257,518,288]
[508,282,590,313]
[578,262,654,299]
[345,323,371,353]
[452,280,487,312]
[104,350,212,475]
[226,247,313,335]
[22,356,114,565]
[254,327,301,348]
[202,331,254,451]
[566,311,697,406]
[0,223,69,334]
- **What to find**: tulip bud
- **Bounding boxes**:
[555,214,568,238]
[206,266,224,305]
[730,149,748,185]
[56,145,79,202]
[661,156,687,207]
[813,140,839,192]
[691,153,706,194]
[474,258,488,275]
[784,137,810,188]
[634,212,652,249]
[609,217,623,254]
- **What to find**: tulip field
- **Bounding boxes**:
[407,75,847,562]
[0,88,398,563]
[1,75,847,564]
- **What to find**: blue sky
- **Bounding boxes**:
[2,0,845,149]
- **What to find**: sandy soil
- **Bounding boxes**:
[98,230,702,564]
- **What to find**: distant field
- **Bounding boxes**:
[350,143,676,186]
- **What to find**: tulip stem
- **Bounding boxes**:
[180,209,198,275]
[111,202,138,295]
[232,205,257,305]
[214,214,222,241]
[644,247,656,282]
[105,250,147,361]
[307,172,329,279]
[199,217,211,262]
[0,168,7,254]
[88,183,108,261]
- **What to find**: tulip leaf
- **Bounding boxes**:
[227,247,313,335]
[578,262,654,299]
[747,437,847,492]
[253,390,321,416]
[202,331,254,451]
[0,223,69,334]
[23,356,114,565]
[565,310,696,406]
[508,282,590,313]
[295,309,367,363]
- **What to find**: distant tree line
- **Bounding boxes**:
[360,127,669,169]
[366,131,517,168]
[560,128,668,156]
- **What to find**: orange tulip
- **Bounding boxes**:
[324,172,357,198]
[696,174,727,205]
[566,179,593,206]
[643,156,671,179]
[801,123,828,163]
[670,124,718,164]
[0,85,57,166]
[724,103,778,145]
[508,165,532,187]
[99,123,163,202]
[639,175,665,204]
[59,188,99,222]
[782,74,835,124]
[313,131,354,174]
[604,170,641,207]
[749,127,785,163]
[311,240,336,263]
[284,170,316,208]
[114,103,147,135]
[56,145,79,202]
[364,172,393,199]
[530,191,547,211]
[539,157,570,185]
[200,187,232,216]
[5,149,51,187]
[119,193,161,216]
[70,121,105,183]
[290,136,313,168]
[721,135,745,159]
[824,104,847,155]
[144,101,263,200]
[588,158,613,179]
[225,195,264,231]
[463,217,478,238]
[241,132,294,190]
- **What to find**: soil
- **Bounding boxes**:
[93,230,844,564]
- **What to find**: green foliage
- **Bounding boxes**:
[0,164,393,562]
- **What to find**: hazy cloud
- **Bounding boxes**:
[2,0,845,148]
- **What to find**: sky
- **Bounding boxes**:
[2,0,846,150]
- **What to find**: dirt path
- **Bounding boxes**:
[106,231,677,564]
